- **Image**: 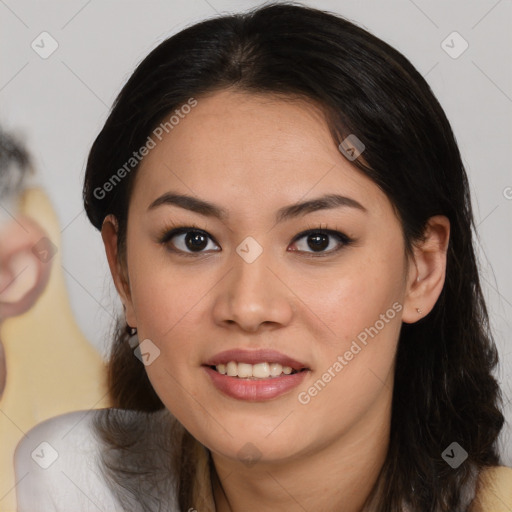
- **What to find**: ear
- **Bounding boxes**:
[101,215,137,328]
[402,215,450,324]
[0,216,53,319]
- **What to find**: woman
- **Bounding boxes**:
[14,3,512,511]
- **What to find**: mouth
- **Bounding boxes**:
[207,361,308,379]
[203,348,310,376]
[202,349,311,401]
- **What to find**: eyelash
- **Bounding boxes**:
[157,222,354,258]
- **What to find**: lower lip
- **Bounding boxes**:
[203,366,309,401]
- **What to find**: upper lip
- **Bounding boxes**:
[204,349,309,371]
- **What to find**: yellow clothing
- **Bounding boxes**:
[472,465,512,511]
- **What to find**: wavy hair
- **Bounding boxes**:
[83,3,504,510]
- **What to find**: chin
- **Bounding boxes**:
[208,436,303,467]
[196,419,309,461]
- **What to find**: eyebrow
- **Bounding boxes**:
[148,191,367,222]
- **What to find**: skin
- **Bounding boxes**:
[103,89,450,512]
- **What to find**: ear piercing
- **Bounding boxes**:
[416,307,422,315]
[128,326,139,348]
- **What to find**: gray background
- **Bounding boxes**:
[1,0,511,462]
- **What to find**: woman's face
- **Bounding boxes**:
[116,90,413,465]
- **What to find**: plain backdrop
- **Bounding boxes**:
[1,0,511,462]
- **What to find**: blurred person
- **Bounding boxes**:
[0,127,50,395]
[0,127,108,512]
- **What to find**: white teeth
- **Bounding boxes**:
[237,363,253,378]
[269,363,283,376]
[226,361,238,377]
[214,361,297,378]
[252,362,270,378]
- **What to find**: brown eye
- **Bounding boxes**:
[160,228,220,254]
[183,231,208,251]
[289,229,352,255]
[305,233,330,251]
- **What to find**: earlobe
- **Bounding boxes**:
[402,215,450,324]
[101,215,137,327]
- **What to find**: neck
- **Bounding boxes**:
[211,384,392,512]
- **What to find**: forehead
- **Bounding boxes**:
[132,90,391,219]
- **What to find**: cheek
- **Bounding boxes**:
[293,244,405,411]
[302,248,406,348]
[127,243,208,339]
[301,274,403,397]
[126,247,215,395]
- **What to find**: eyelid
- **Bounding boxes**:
[157,223,354,256]
[158,225,221,256]
[158,224,217,245]
[289,225,353,256]
[292,225,351,243]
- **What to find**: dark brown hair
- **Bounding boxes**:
[84,3,504,510]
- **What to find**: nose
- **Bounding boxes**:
[212,244,293,333]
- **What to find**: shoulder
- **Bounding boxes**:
[473,465,512,511]
[14,409,123,512]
